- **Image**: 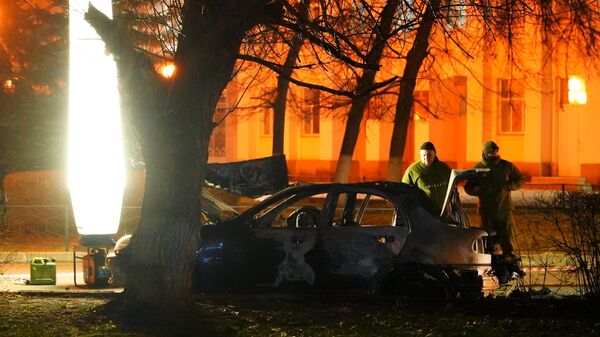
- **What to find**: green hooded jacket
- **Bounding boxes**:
[465,155,524,220]
[402,158,451,214]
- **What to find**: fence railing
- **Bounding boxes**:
[0,205,142,251]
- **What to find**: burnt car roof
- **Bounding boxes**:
[236,181,437,219]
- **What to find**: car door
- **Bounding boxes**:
[314,187,410,290]
[225,188,326,289]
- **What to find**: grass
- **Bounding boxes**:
[0,292,599,337]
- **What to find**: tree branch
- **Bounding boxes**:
[84,3,168,144]
[238,53,397,98]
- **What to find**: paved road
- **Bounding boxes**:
[0,255,580,296]
[0,261,122,293]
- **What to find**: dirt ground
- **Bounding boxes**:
[0,292,599,337]
[0,191,597,336]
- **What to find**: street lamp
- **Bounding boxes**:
[158,62,176,78]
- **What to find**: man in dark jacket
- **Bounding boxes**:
[402,141,451,215]
[465,141,524,257]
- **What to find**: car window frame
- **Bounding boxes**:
[248,187,330,228]
[323,185,408,228]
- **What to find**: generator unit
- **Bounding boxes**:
[81,247,110,287]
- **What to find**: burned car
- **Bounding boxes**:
[105,188,239,287]
[194,170,495,298]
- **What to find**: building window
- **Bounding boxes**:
[302,88,320,135]
[209,94,228,158]
[498,79,524,133]
[395,0,418,31]
[560,76,587,105]
[445,0,467,29]
[367,94,389,120]
[412,90,429,121]
[262,110,273,136]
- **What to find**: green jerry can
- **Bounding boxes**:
[30,257,57,285]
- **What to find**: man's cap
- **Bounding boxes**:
[420,141,436,152]
[483,140,499,154]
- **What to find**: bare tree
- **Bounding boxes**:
[84,0,394,307]
[333,0,402,183]
[0,0,68,197]
[85,0,285,307]
[82,0,600,308]
[388,0,440,181]
[385,0,600,179]
[271,0,309,155]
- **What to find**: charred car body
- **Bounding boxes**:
[194,170,498,298]
[107,165,519,297]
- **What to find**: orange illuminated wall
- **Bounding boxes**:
[211,9,600,185]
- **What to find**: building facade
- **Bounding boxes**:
[207,19,600,187]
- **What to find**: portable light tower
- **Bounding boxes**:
[68,0,125,286]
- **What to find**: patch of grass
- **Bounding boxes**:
[0,293,598,337]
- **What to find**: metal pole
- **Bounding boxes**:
[64,206,70,251]
[123,207,127,234]
[1,205,7,233]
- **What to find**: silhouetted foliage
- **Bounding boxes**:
[532,191,600,297]
[0,1,68,178]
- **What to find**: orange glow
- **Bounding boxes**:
[158,63,176,78]
[2,79,15,94]
[568,76,587,104]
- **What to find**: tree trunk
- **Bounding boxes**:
[127,10,248,307]
[272,0,309,156]
[85,1,279,307]
[333,0,400,183]
[388,0,440,182]
[333,93,371,183]
[272,35,305,155]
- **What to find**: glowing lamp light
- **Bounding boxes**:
[68,0,125,239]
[2,79,15,94]
[158,62,176,78]
[568,76,587,105]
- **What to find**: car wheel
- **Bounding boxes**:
[382,263,457,299]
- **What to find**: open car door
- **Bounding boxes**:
[439,169,490,228]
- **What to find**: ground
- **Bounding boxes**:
[0,190,597,336]
[1,293,599,337]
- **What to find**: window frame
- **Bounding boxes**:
[209,94,228,158]
[261,109,273,136]
[412,90,430,121]
[497,78,525,134]
[329,189,405,228]
[445,0,467,30]
[301,88,320,136]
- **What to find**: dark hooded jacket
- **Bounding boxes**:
[465,154,524,220]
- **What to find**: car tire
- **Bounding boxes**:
[381,263,457,299]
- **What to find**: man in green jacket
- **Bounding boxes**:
[402,141,451,215]
[465,141,524,258]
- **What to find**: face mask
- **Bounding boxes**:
[485,155,500,164]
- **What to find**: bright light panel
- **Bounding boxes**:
[68,0,125,235]
[568,76,587,105]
